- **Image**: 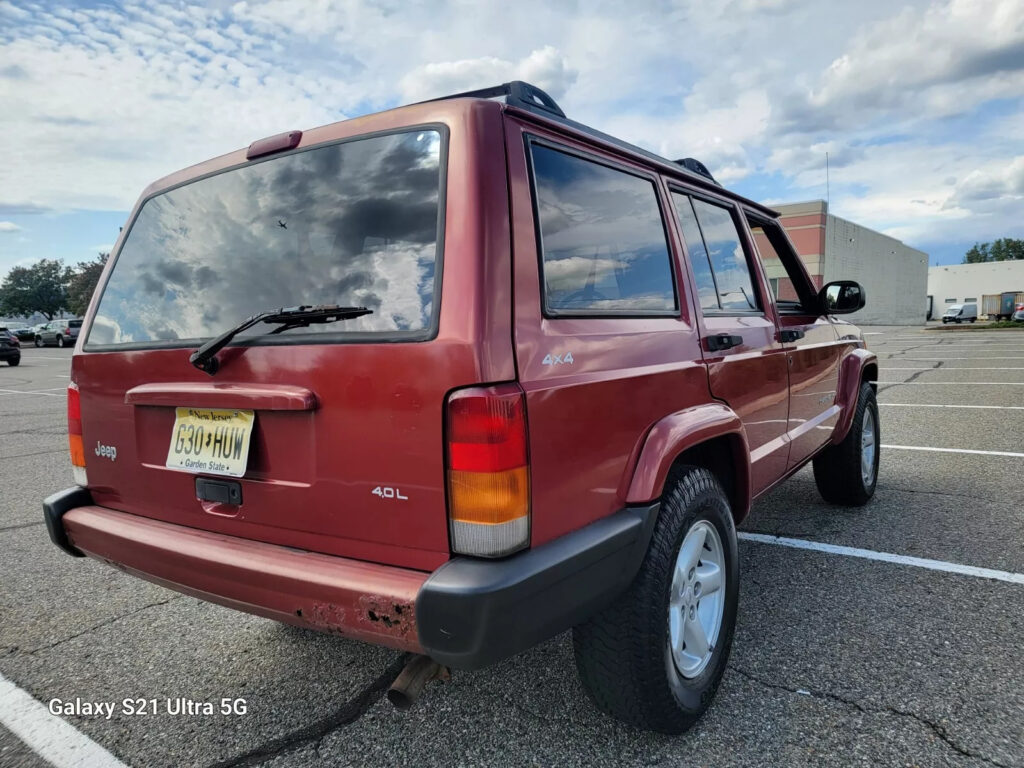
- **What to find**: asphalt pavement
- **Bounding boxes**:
[1,327,1022,767]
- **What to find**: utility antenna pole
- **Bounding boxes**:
[825,151,830,208]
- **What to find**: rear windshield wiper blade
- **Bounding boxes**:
[189,304,373,375]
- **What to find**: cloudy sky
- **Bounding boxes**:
[0,0,1022,280]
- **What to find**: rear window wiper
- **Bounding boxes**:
[189,304,373,375]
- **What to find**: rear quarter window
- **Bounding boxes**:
[528,142,677,316]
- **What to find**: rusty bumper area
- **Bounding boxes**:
[62,506,427,652]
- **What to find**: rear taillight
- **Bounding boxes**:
[67,382,87,486]
[63,328,70,335]
[446,384,530,557]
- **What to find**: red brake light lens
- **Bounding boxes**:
[67,383,86,471]
[446,384,530,557]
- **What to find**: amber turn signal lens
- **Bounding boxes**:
[448,467,529,525]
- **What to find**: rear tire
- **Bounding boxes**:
[7,357,19,366]
[573,466,739,734]
[813,381,879,506]
[56,335,65,348]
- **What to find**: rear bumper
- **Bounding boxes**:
[44,488,658,669]
[0,347,19,359]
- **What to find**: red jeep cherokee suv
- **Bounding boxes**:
[44,81,878,733]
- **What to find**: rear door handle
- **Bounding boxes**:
[705,334,744,352]
[778,329,805,343]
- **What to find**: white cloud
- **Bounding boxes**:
[399,46,577,102]
[0,222,21,232]
[0,0,1021,265]
[947,156,1024,206]
[809,0,1024,123]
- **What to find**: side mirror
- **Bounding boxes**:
[819,280,865,315]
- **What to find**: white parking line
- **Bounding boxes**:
[879,403,1024,411]
[882,444,1024,458]
[877,381,1024,385]
[0,673,129,768]
[0,388,63,397]
[738,533,1024,586]
[882,367,1024,370]
[893,357,1024,361]
[20,356,70,361]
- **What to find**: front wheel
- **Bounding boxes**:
[813,381,879,506]
[573,466,739,734]
[34,336,43,347]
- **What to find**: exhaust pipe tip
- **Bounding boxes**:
[386,687,415,710]
[387,655,447,710]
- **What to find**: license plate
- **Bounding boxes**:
[166,408,254,478]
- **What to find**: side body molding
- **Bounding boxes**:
[831,347,878,444]
[625,403,751,518]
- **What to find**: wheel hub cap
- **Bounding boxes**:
[668,520,726,679]
[861,407,877,487]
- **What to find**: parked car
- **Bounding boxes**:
[942,303,978,323]
[43,81,879,734]
[1013,303,1024,322]
[34,319,82,347]
[11,327,36,342]
[0,327,21,366]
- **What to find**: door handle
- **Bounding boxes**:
[778,329,805,343]
[705,334,744,352]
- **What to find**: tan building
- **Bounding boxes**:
[764,200,929,325]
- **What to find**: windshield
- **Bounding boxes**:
[947,305,962,312]
[87,128,445,348]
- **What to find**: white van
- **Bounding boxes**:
[942,303,978,324]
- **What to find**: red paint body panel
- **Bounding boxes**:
[64,506,425,651]
[504,117,715,545]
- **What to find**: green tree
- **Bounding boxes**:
[0,259,71,320]
[964,242,990,263]
[963,238,1024,263]
[66,252,109,317]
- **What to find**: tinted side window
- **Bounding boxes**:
[673,194,759,313]
[747,217,815,311]
[530,144,676,314]
[673,194,719,311]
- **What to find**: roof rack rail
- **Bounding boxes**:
[423,80,566,119]
[423,80,719,186]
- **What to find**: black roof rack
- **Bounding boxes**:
[423,80,566,119]
[423,80,720,186]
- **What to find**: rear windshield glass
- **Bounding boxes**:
[87,128,444,348]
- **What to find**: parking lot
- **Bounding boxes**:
[1,328,1022,768]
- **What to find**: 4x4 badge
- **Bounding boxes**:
[542,352,574,366]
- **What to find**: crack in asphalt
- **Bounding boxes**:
[877,483,1004,505]
[2,448,66,460]
[22,596,183,655]
[0,520,45,533]
[877,353,943,394]
[729,666,1010,768]
[205,653,411,768]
